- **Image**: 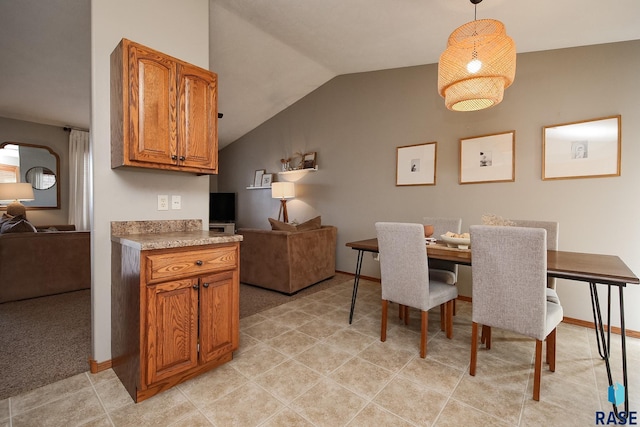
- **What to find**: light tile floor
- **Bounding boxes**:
[1,279,638,426]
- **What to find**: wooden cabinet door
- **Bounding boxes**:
[146,278,199,385]
[128,43,178,166]
[177,64,218,172]
[198,270,239,363]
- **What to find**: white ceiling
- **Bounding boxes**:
[1,0,639,148]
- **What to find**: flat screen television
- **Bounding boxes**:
[209,192,236,223]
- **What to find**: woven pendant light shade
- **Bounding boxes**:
[438,19,516,111]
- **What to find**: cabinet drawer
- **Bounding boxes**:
[146,246,237,283]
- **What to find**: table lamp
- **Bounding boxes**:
[271,182,295,223]
[0,182,35,217]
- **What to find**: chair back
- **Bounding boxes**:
[375,222,430,310]
[510,219,558,289]
[470,225,548,340]
[423,216,461,275]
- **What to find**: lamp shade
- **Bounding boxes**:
[271,182,295,199]
[0,182,35,201]
[438,19,516,111]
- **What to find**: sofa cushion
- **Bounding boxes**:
[269,217,297,231]
[268,216,322,232]
[0,214,37,234]
[296,216,322,231]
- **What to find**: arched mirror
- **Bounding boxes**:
[0,142,60,209]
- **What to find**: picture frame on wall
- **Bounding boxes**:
[261,173,273,187]
[542,115,621,180]
[396,142,437,186]
[253,169,265,187]
[303,152,317,169]
[459,131,515,184]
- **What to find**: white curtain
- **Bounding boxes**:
[68,129,91,230]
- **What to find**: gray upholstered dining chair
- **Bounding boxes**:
[469,225,564,401]
[423,216,462,318]
[375,222,458,358]
[510,219,559,290]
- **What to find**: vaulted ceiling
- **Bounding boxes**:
[1,0,639,148]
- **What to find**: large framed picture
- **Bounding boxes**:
[459,131,515,184]
[542,115,621,180]
[396,142,437,186]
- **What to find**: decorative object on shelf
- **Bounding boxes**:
[438,0,516,112]
[459,131,515,184]
[302,152,317,169]
[271,182,295,223]
[396,142,437,186]
[280,157,291,171]
[261,173,273,187]
[0,182,35,216]
[253,169,265,187]
[542,115,621,181]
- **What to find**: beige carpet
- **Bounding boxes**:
[0,289,91,400]
[0,273,354,400]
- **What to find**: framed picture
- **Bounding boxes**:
[542,115,621,180]
[396,142,437,186]
[261,173,273,187]
[459,131,515,184]
[253,169,265,187]
[303,152,317,169]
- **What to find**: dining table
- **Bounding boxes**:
[345,237,639,417]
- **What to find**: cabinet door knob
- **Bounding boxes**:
[202,282,210,288]
[196,260,203,266]
[171,155,178,160]
[179,156,186,161]
[192,284,199,289]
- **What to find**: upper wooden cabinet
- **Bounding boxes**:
[110,38,218,174]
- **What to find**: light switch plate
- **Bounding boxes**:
[157,195,169,211]
[171,195,181,210]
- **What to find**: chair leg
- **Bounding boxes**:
[440,303,445,331]
[481,325,492,349]
[446,300,453,339]
[404,305,410,325]
[547,328,557,372]
[381,300,388,342]
[420,310,428,358]
[399,304,403,320]
[453,298,456,316]
[470,322,478,376]
[533,339,543,401]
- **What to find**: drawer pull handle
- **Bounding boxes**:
[203,283,210,288]
[192,284,199,290]
[196,260,203,266]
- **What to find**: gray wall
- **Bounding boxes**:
[91,0,210,363]
[218,40,640,331]
[0,116,69,225]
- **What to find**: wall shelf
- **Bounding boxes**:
[246,186,272,190]
[277,166,318,181]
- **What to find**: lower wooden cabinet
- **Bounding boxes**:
[112,242,239,403]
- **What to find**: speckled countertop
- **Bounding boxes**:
[111,219,242,250]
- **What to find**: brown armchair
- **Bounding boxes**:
[237,226,337,294]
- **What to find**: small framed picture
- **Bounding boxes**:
[542,115,621,180]
[459,131,515,184]
[302,152,317,169]
[396,142,437,186]
[261,173,273,187]
[253,169,265,187]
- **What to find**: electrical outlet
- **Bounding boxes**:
[171,195,181,210]
[157,195,169,211]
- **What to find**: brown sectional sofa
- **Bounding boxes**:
[0,226,90,303]
[238,225,337,294]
